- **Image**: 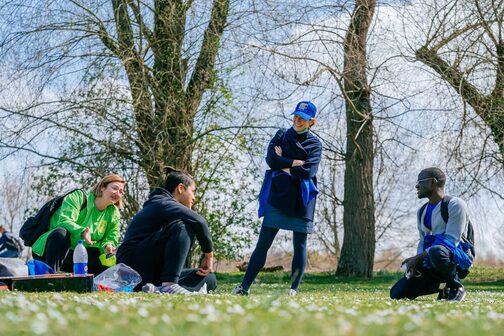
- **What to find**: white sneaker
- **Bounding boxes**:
[198,283,208,295]
[288,289,297,296]
[142,283,196,295]
[159,284,194,295]
[142,283,192,295]
[142,283,159,293]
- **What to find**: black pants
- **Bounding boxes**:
[32,227,108,275]
[390,245,463,300]
[241,226,308,291]
[117,220,217,292]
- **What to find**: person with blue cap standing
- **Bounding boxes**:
[233,101,322,296]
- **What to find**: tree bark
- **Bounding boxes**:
[336,0,376,278]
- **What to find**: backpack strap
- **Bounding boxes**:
[48,189,87,217]
[465,219,476,257]
[78,189,87,211]
[440,195,452,224]
[420,196,451,227]
[59,189,87,211]
[418,202,429,226]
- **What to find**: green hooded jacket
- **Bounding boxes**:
[32,190,121,256]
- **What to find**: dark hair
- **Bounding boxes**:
[421,167,446,187]
[163,166,194,193]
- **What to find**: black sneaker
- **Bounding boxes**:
[436,288,449,300]
[233,284,249,296]
[446,287,466,302]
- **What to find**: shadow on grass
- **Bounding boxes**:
[217,270,401,289]
[216,267,504,292]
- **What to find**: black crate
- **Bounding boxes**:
[1,274,94,293]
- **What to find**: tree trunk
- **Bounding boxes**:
[107,0,230,189]
[336,0,376,278]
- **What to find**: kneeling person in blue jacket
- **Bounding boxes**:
[390,167,472,302]
[117,167,216,294]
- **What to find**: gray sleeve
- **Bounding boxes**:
[417,209,424,254]
[444,197,467,245]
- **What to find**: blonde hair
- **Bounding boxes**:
[91,174,126,208]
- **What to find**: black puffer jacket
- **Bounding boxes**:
[118,188,213,256]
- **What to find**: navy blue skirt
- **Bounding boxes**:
[262,203,313,234]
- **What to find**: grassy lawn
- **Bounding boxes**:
[1,267,504,335]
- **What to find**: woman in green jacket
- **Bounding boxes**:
[32,175,125,275]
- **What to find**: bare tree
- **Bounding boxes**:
[0,167,32,233]
[414,0,504,161]
[0,0,230,188]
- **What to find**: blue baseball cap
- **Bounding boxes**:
[291,101,317,120]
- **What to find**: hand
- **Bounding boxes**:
[292,159,305,167]
[196,252,214,276]
[81,228,96,245]
[104,244,116,254]
[275,146,282,156]
[401,252,427,279]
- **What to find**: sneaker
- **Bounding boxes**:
[198,283,208,295]
[288,289,297,296]
[142,283,194,295]
[446,287,466,302]
[233,284,249,296]
[142,283,159,293]
[159,284,194,295]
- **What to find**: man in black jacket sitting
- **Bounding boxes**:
[117,167,215,294]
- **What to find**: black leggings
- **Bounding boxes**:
[117,220,217,292]
[32,227,108,275]
[241,226,308,291]
[390,245,463,300]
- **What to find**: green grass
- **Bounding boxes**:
[2,267,504,335]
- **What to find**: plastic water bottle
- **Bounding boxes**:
[73,240,88,276]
